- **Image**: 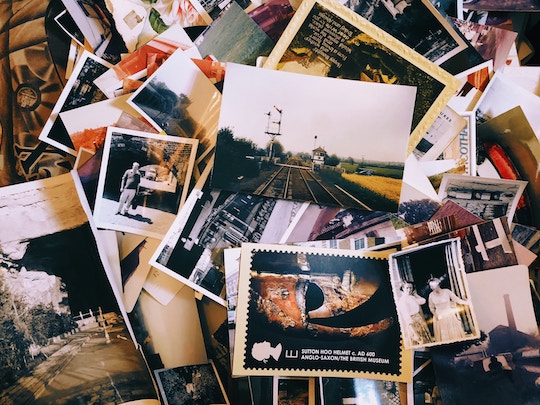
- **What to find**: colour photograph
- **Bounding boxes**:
[212,62,416,213]
[263,0,461,152]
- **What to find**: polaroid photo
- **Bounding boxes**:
[430,264,540,404]
[273,376,316,405]
[438,173,528,226]
[263,0,461,153]
[154,361,229,405]
[128,48,221,180]
[150,174,301,306]
[59,93,145,154]
[38,51,112,155]
[340,0,468,65]
[389,238,480,349]
[447,60,493,114]
[320,377,402,405]
[413,106,467,163]
[212,62,415,213]
[93,127,198,239]
[233,243,413,382]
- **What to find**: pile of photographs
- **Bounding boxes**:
[1,0,540,403]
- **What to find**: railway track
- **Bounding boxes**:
[255,165,369,209]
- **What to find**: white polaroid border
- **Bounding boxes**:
[93,127,198,239]
[38,50,113,156]
[438,173,528,226]
[389,238,480,349]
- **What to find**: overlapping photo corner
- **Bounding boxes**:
[2,0,540,403]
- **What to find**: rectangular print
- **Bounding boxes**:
[263,0,460,153]
[212,62,416,213]
[389,238,480,349]
[233,243,412,382]
[93,127,197,239]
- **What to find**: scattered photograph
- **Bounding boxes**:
[447,60,492,113]
[194,1,275,66]
[416,217,519,273]
[389,238,480,349]
[0,173,157,404]
[233,243,412,381]
[128,48,221,180]
[263,0,461,152]
[340,0,468,65]
[281,204,401,244]
[93,127,198,239]
[475,71,540,138]
[438,174,528,226]
[451,17,517,72]
[154,361,229,405]
[94,24,200,98]
[38,50,112,155]
[320,376,402,405]
[438,111,476,176]
[460,0,540,12]
[59,94,145,153]
[150,179,301,305]
[413,106,467,162]
[430,265,540,404]
[60,0,127,63]
[212,62,416,213]
[248,0,296,43]
[273,376,316,405]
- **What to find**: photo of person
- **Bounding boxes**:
[389,238,480,348]
[427,276,470,342]
[397,282,433,346]
[117,162,141,216]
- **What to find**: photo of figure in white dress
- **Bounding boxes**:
[397,281,433,347]
[427,276,470,342]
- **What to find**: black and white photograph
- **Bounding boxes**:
[233,243,413,381]
[340,0,468,65]
[154,361,229,405]
[38,50,112,156]
[437,174,528,226]
[0,172,158,404]
[127,47,221,179]
[93,127,198,239]
[389,238,480,349]
[430,265,540,404]
[150,180,301,305]
[263,0,461,151]
[212,62,416,213]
